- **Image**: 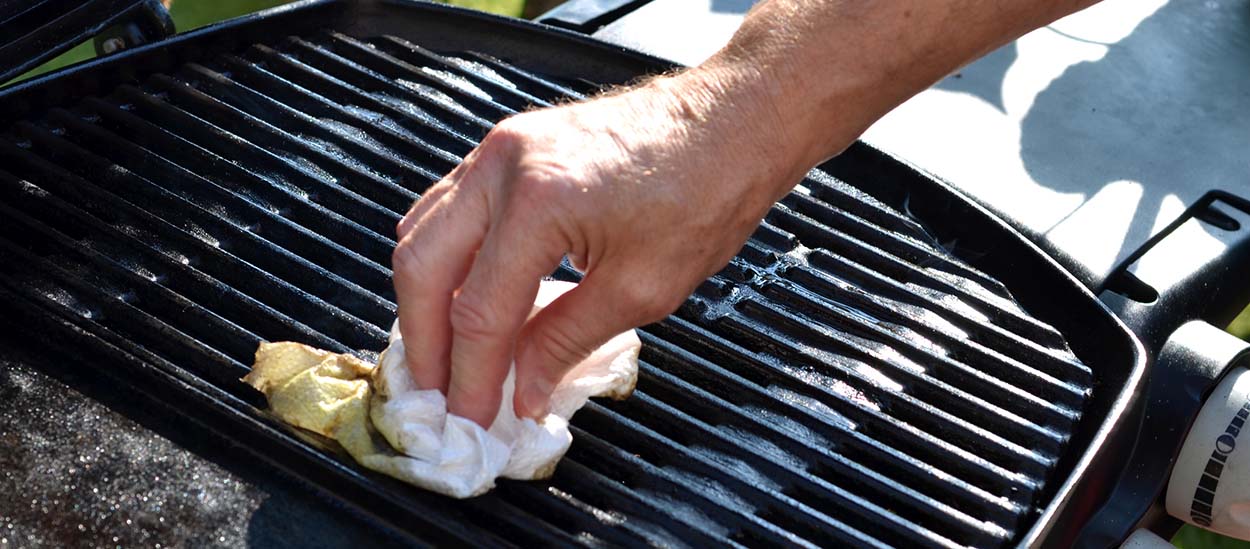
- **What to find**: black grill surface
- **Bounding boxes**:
[0,16,1100,549]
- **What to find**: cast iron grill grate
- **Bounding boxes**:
[0,30,1093,548]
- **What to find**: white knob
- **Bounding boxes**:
[1166,366,1250,540]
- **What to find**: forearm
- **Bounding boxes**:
[652,0,1099,193]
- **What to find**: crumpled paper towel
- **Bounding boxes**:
[243,280,640,498]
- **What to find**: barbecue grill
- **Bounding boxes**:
[1,1,1247,547]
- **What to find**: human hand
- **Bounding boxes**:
[391,65,827,427]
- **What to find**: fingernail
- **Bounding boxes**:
[519,378,554,418]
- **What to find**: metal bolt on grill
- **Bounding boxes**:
[0,28,1094,548]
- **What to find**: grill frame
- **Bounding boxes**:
[0,1,1148,546]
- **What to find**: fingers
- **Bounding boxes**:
[396,184,445,238]
[396,167,460,238]
[391,180,492,394]
[513,274,672,418]
[397,144,485,238]
[445,211,566,426]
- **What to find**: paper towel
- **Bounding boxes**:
[244,280,640,498]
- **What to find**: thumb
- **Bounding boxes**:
[513,275,668,418]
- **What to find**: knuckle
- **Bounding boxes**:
[530,323,591,369]
[620,284,682,323]
[657,291,688,318]
[391,240,427,273]
[618,284,660,318]
[396,213,419,239]
[447,372,491,402]
[482,115,588,212]
[639,300,677,323]
[512,160,587,217]
[483,116,529,150]
[446,375,500,424]
[515,166,567,202]
[449,296,503,342]
[614,282,648,309]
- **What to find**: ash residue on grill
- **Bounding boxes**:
[0,354,409,549]
[0,29,1094,548]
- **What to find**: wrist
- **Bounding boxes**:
[644,64,821,199]
[676,40,880,183]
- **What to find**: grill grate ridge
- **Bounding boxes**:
[632,352,1011,543]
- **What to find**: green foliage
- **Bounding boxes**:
[1230,304,1250,340]
[170,0,295,30]
[1175,526,1250,549]
[445,0,526,17]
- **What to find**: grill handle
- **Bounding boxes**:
[1101,192,1250,356]
[92,0,175,58]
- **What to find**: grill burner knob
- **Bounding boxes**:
[1167,366,1250,541]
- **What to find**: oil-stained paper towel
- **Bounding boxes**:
[244,281,640,498]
